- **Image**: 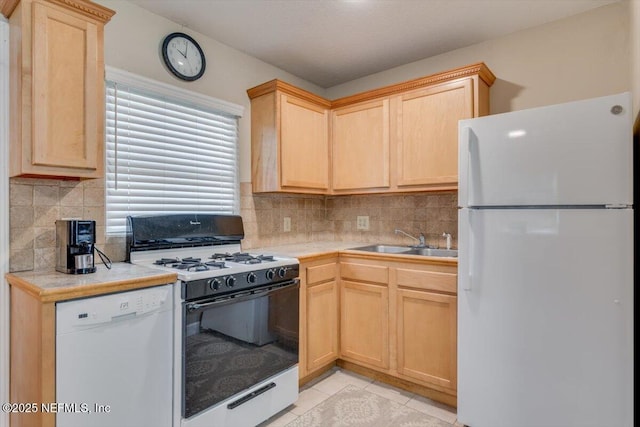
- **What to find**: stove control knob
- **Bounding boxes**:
[226,276,236,288]
[278,267,288,278]
[266,269,276,280]
[207,278,221,291]
[247,272,257,284]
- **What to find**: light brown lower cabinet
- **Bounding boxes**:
[339,256,458,403]
[340,280,389,369]
[298,253,457,405]
[396,288,457,390]
[298,256,339,380]
[339,261,390,369]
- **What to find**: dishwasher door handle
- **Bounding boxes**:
[111,311,138,322]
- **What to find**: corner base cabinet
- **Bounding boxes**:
[3,0,115,179]
[339,254,458,403]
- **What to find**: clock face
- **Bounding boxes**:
[162,33,206,81]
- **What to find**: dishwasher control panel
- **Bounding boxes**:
[57,284,173,333]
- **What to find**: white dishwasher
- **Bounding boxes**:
[56,284,173,427]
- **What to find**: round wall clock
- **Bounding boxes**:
[161,32,206,81]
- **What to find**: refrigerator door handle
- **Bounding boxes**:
[460,126,478,208]
[464,209,473,291]
[459,208,473,292]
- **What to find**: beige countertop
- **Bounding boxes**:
[249,241,458,265]
[5,262,178,302]
[248,241,361,260]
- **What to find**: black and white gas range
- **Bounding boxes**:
[127,214,300,427]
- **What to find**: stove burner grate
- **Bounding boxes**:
[154,258,180,266]
[204,261,227,269]
[155,257,218,271]
[170,262,210,272]
[209,252,276,264]
[185,263,210,272]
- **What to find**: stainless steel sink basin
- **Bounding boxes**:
[349,245,458,258]
[350,244,411,254]
[403,248,458,258]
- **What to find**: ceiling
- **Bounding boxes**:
[128,0,619,88]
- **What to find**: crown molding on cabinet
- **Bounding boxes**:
[247,79,332,108]
[331,62,495,108]
[1,0,115,22]
[0,0,19,17]
[247,63,495,111]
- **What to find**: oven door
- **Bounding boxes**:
[182,280,299,419]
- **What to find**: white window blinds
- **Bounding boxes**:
[105,69,243,235]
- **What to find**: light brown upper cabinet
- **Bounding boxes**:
[394,79,473,190]
[3,0,115,179]
[249,63,494,195]
[247,80,331,194]
[331,99,390,193]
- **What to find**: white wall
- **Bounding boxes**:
[631,0,640,128]
[96,0,327,183]
[326,2,630,115]
[98,1,633,181]
[0,17,10,427]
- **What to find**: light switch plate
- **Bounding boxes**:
[283,217,291,232]
[356,216,369,231]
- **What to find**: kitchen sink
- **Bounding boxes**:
[349,245,458,258]
[350,244,412,254]
[403,247,458,257]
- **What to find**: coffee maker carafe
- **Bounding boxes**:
[56,220,97,274]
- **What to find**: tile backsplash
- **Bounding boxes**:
[8,179,457,272]
[9,177,124,272]
[239,183,457,250]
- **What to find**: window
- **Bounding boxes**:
[104,68,244,234]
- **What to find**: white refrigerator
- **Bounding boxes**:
[457,92,634,427]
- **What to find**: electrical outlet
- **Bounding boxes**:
[356,216,369,231]
[283,217,291,232]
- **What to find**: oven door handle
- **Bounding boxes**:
[186,279,299,312]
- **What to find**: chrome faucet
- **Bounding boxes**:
[394,228,427,248]
[442,232,452,250]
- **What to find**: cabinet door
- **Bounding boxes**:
[31,2,101,174]
[340,280,389,369]
[396,288,457,390]
[395,79,473,188]
[280,94,329,190]
[306,280,339,372]
[332,99,390,191]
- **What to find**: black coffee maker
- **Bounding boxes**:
[55,220,97,274]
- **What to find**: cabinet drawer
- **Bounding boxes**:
[340,263,388,284]
[396,268,457,293]
[306,263,337,285]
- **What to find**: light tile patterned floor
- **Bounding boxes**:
[259,367,464,427]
